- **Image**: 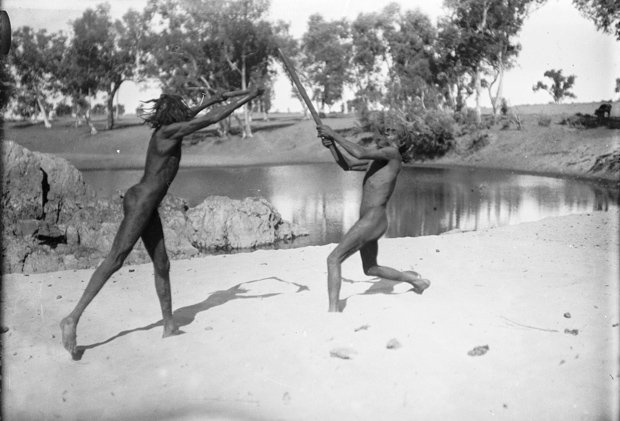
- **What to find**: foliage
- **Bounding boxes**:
[500,97,509,115]
[8,27,66,123]
[141,0,290,136]
[532,69,577,103]
[0,57,15,111]
[62,4,139,129]
[382,6,440,110]
[93,103,107,115]
[559,112,602,128]
[301,14,352,109]
[572,0,620,39]
[463,131,491,154]
[12,91,44,118]
[55,102,73,117]
[440,0,544,119]
[359,108,457,160]
[349,10,390,113]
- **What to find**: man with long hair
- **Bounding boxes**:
[316,124,431,312]
[60,86,263,360]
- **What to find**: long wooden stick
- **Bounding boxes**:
[277,48,322,125]
[278,48,338,156]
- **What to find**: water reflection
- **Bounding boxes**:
[82,164,618,248]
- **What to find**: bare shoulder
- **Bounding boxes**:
[158,121,188,140]
[377,146,401,161]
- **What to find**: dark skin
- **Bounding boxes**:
[317,124,430,312]
[60,87,263,359]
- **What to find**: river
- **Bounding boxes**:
[82,164,619,249]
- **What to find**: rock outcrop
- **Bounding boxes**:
[2,141,306,274]
[186,196,298,250]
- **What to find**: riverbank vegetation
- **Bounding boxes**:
[4,100,619,182]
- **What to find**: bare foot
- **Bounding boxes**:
[162,320,183,338]
[60,316,82,360]
[403,271,431,294]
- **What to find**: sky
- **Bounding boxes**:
[3,0,619,113]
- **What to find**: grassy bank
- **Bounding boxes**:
[3,102,619,181]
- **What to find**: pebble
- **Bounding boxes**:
[386,338,402,349]
[330,347,357,360]
[467,345,489,356]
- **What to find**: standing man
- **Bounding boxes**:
[60,87,263,359]
[316,124,430,312]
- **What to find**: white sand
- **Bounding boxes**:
[2,211,619,420]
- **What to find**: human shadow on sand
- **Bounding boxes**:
[74,277,309,359]
[338,277,418,312]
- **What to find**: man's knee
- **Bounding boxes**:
[327,252,342,267]
[154,256,170,274]
[363,265,379,276]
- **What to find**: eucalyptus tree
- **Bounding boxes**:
[532,69,577,103]
[208,0,286,136]
[349,10,390,113]
[9,27,66,127]
[443,0,544,122]
[573,0,620,39]
[301,14,353,112]
[141,0,287,137]
[435,17,473,111]
[64,3,139,130]
[382,6,438,111]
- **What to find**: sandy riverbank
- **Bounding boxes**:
[2,210,618,420]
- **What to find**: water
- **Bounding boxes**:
[82,164,619,249]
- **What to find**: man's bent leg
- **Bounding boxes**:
[360,240,430,294]
[141,211,179,338]
[327,211,387,312]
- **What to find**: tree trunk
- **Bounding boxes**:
[490,51,505,120]
[106,82,122,130]
[474,69,482,125]
[106,91,115,130]
[241,55,252,138]
[36,96,52,129]
[86,88,97,135]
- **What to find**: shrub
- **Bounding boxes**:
[113,104,125,116]
[464,131,491,154]
[92,103,106,115]
[55,102,73,117]
[559,113,600,128]
[500,98,509,116]
[537,116,552,127]
[359,108,457,161]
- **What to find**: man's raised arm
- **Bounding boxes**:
[164,86,263,139]
[189,89,251,118]
[320,137,368,171]
[317,124,398,162]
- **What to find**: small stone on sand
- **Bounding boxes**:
[564,328,579,335]
[467,345,489,356]
[330,347,357,360]
[386,338,402,349]
[563,312,571,318]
